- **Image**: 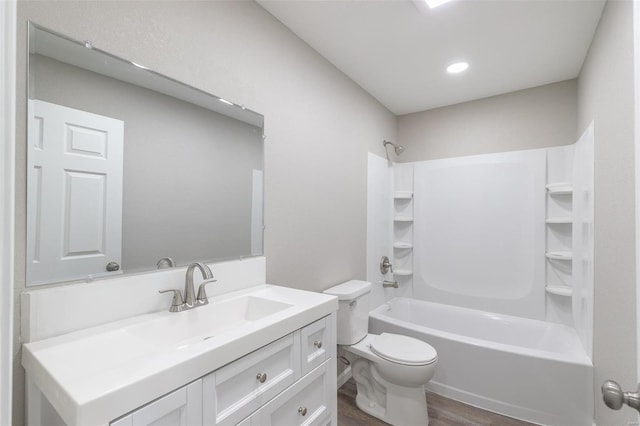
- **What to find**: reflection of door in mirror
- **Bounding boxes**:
[27,99,124,285]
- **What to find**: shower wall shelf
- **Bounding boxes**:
[546,217,573,224]
[544,148,579,328]
[393,243,413,249]
[394,191,413,200]
[546,182,573,195]
[545,286,573,297]
[394,216,413,222]
[545,251,572,260]
[392,164,414,292]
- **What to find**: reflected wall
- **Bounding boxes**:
[29,52,263,278]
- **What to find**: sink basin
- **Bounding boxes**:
[29,294,294,381]
[22,284,338,426]
[130,294,294,346]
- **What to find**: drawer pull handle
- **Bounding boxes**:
[298,407,308,416]
[314,340,323,349]
[256,373,267,383]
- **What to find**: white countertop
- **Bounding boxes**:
[22,284,338,426]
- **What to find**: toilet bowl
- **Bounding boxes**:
[344,333,438,425]
[324,280,438,426]
[348,333,437,386]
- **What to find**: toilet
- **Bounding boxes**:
[324,280,438,426]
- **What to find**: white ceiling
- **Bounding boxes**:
[258,0,606,115]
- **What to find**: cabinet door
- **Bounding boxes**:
[316,416,334,426]
[111,380,202,426]
[253,361,332,426]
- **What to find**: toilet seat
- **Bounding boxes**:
[370,333,437,366]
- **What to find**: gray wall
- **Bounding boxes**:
[14,1,396,424]
[31,54,263,273]
[398,79,577,161]
[577,1,637,424]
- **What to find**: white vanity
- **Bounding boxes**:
[22,257,338,426]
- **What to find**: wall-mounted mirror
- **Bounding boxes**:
[26,23,264,286]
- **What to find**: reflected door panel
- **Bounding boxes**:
[27,99,124,284]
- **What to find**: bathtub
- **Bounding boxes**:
[369,297,593,426]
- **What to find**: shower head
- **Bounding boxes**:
[383,140,405,157]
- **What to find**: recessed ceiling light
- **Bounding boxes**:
[446,62,469,74]
[424,0,455,9]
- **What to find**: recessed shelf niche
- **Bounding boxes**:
[546,182,573,195]
[545,251,572,261]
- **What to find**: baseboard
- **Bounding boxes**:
[426,380,591,426]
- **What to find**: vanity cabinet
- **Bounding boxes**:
[111,381,203,426]
[107,314,336,426]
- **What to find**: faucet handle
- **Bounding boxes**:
[159,289,185,312]
[196,278,218,305]
[380,256,393,274]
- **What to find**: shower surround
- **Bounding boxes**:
[365,124,594,425]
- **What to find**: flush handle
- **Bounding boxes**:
[256,373,267,383]
[602,380,640,413]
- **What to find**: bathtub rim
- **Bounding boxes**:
[369,297,592,367]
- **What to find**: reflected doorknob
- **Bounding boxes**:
[106,261,120,272]
[602,380,640,412]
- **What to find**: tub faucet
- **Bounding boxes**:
[383,280,399,288]
[184,262,213,307]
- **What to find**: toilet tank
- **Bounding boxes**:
[323,280,371,345]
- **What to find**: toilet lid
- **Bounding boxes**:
[370,333,437,366]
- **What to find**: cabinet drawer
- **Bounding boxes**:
[202,333,300,425]
[300,317,330,376]
[252,361,331,426]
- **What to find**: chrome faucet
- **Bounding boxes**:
[159,262,216,312]
[184,262,213,307]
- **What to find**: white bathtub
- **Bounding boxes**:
[369,298,593,426]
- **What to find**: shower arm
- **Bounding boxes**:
[383,140,405,161]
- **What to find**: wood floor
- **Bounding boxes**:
[337,379,536,426]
